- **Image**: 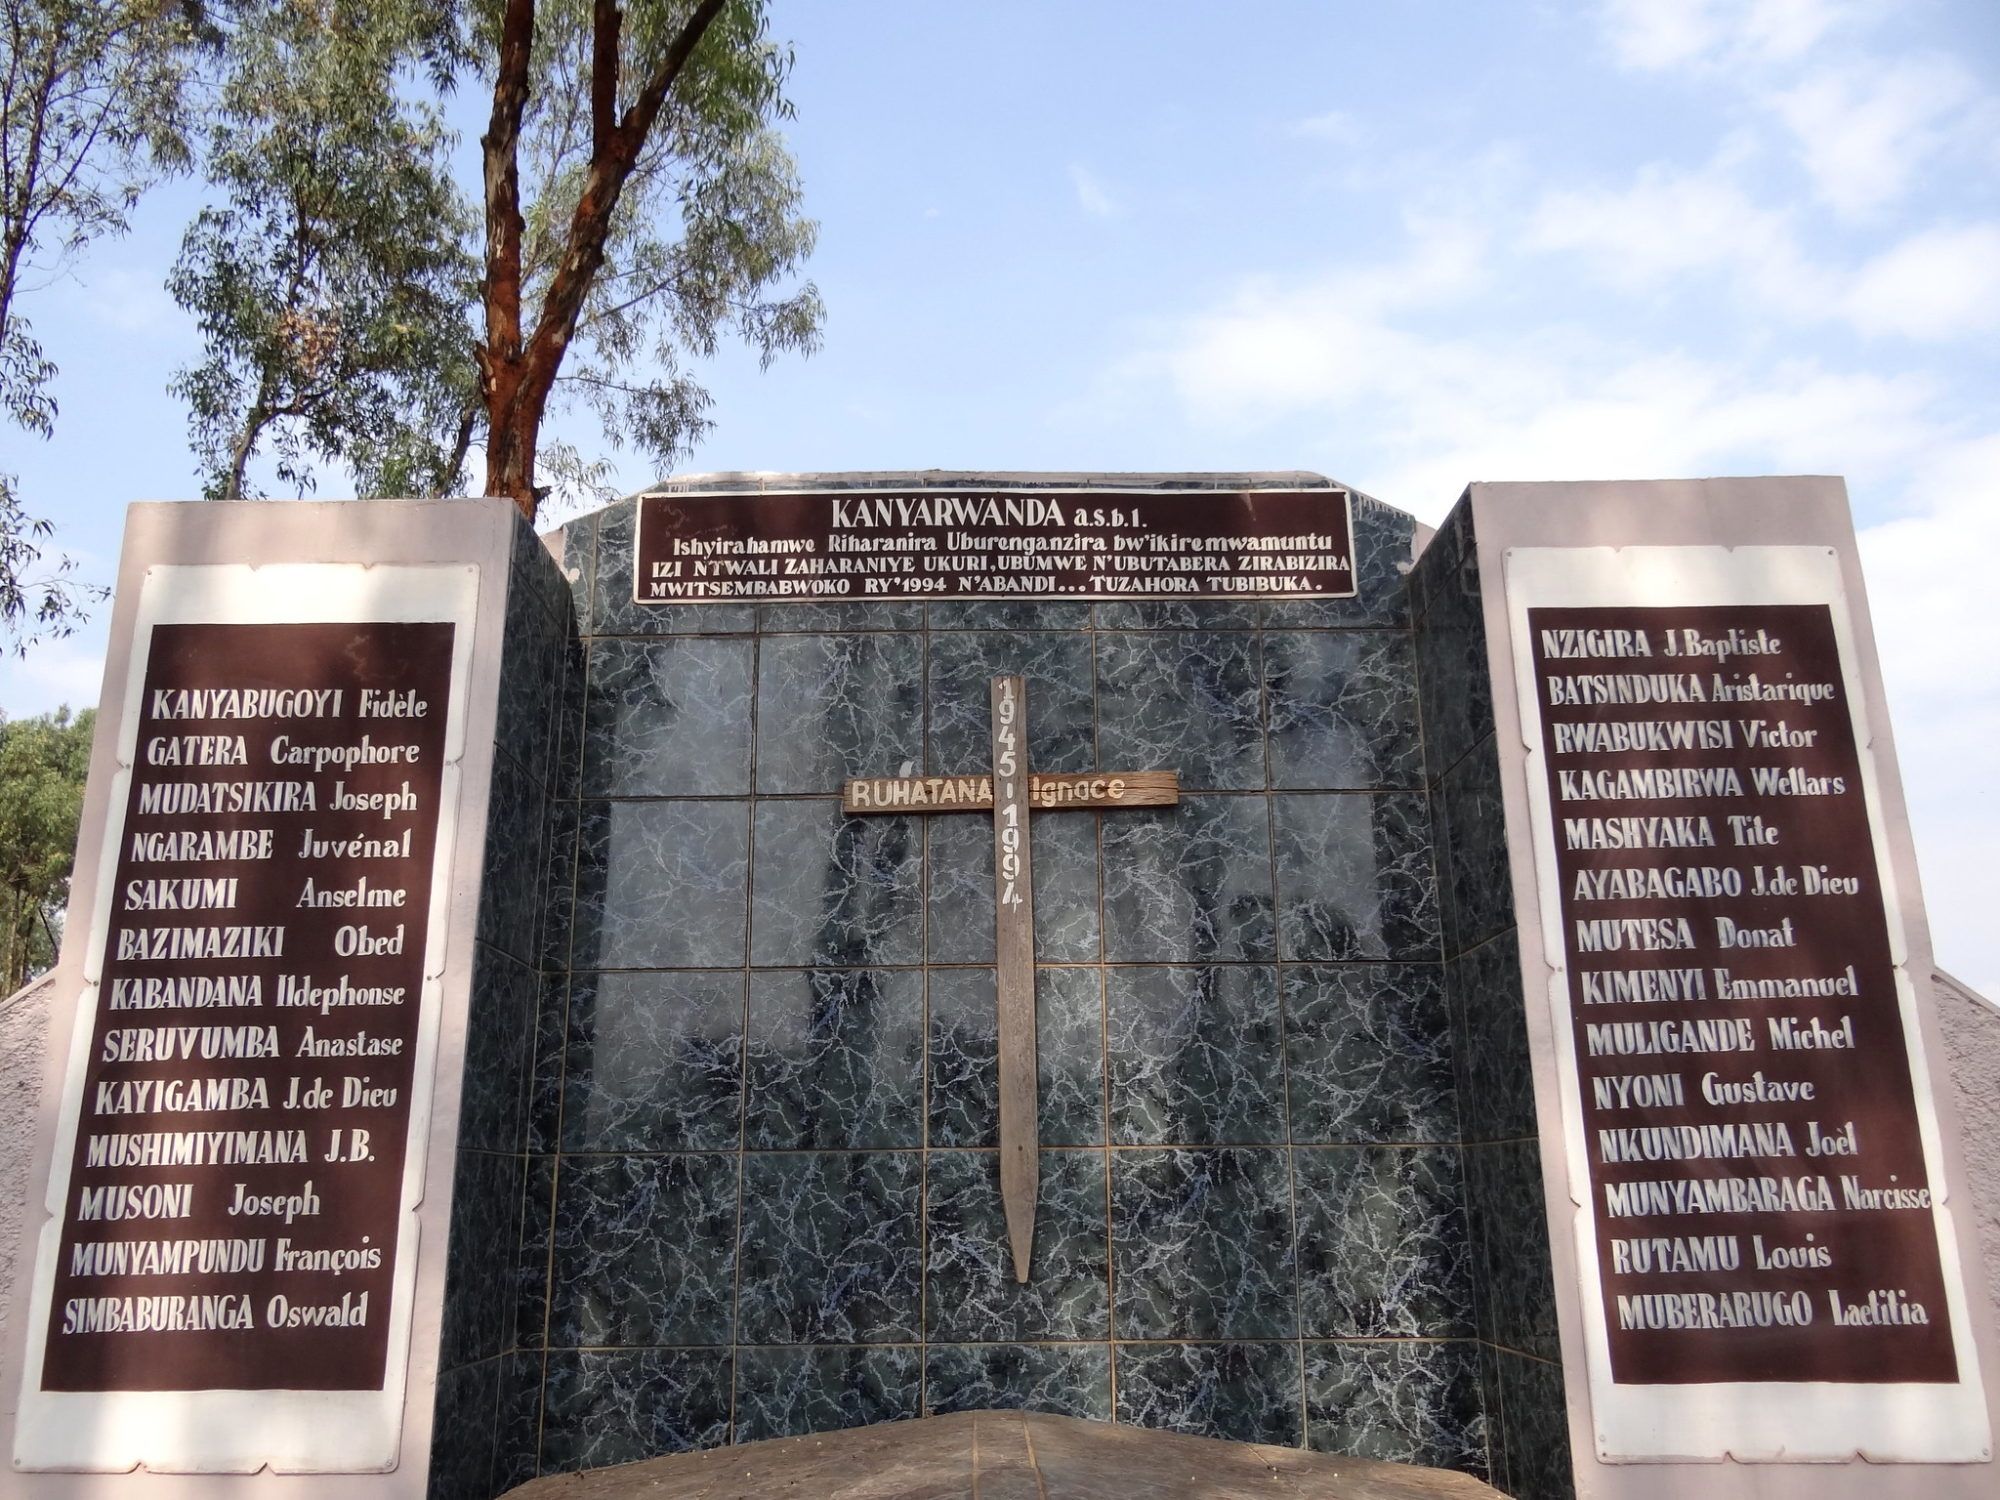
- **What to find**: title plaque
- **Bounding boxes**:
[1506,545,1989,1464]
[633,487,1356,604]
[15,563,479,1473]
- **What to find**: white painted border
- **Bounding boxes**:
[631,485,1360,604]
[1504,544,1991,1464]
[13,562,480,1474]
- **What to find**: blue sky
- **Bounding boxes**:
[5,0,1998,987]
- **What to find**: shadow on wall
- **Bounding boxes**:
[0,973,55,1305]
[1936,971,2000,1314]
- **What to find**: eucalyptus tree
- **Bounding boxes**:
[475,0,821,517]
[168,0,821,515]
[168,1,476,500]
[0,0,200,648]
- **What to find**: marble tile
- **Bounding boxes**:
[439,1149,521,1369]
[571,799,749,970]
[1105,966,1285,1145]
[1264,630,1423,791]
[926,631,1094,774]
[1450,931,1536,1144]
[924,1343,1112,1420]
[754,633,924,793]
[475,747,546,965]
[733,1345,923,1443]
[554,508,597,633]
[927,966,1104,1147]
[1498,1351,1575,1500]
[425,1355,499,1500]
[515,1155,555,1350]
[1114,1342,1303,1448]
[497,600,565,791]
[560,971,745,1153]
[589,499,756,635]
[1294,1146,1472,1338]
[737,1152,922,1344]
[549,629,587,799]
[536,796,579,974]
[1479,1342,1511,1497]
[493,1350,545,1493]
[1305,1339,1487,1476]
[1284,964,1457,1144]
[1101,796,1274,963]
[547,1154,738,1348]
[744,968,923,1149]
[924,1150,1109,1340]
[756,599,925,632]
[510,509,572,629]
[1273,792,1439,962]
[1110,1148,1296,1340]
[539,1349,732,1474]
[1097,631,1264,791]
[925,809,1099,964]
[928,600,1093,631]
[1260,492,1417,630]
[1440,739,1513,955]
[749,800,924,967]
[528,974,568,1155]
[1411,505,1492,782]
[1467,1139,1560,1360]
[458,943,537,1153]
[1094,598,1257,630]
[582,637,753,797]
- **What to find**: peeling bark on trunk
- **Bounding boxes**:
[477,0,728,523]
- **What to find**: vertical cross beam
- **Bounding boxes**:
[989,675,1037,1283]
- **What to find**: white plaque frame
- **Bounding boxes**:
[12,562,480,1474]
[1504,543,1991,1464]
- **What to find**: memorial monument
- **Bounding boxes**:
[0,471,1992,1500]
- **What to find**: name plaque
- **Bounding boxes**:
[633,487,1356,604]
[1507,545,1989,1463]
[16,563,479,1474]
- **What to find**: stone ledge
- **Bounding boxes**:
[500,1410,1503,1500]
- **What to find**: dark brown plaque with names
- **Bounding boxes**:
[1530,602,1955,1385]
[634,488,1356,604]
[41,620,453,1393]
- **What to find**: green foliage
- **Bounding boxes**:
[512,0,822,498]
[167,0,478,499]
[0,705,94,992]
[0,0,201,648]
[0,474,108,655]
[1,0,201,436]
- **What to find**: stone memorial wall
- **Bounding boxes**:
[479,474,1490,1488]
[3,473,1994,1500]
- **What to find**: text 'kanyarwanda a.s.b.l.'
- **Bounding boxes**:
[632,487,1356,604]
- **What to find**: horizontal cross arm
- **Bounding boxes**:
[843,770,1178,815]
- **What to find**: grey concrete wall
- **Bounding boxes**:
[0,974,53,1315]
[1938,971,2000,1315]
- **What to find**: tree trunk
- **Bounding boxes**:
[477,0,727,525]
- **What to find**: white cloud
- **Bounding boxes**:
[1526,159,1831,312]
[1292,110,1361,145]
[1845,224,2000,340]
[1596,0,1853,72]
[1857,434,2000,994]
[1526,157,2000,344]
[1069,164,1118,219]
[1770,56,1975,217]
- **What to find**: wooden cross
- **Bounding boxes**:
[844,676,1179,1282]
